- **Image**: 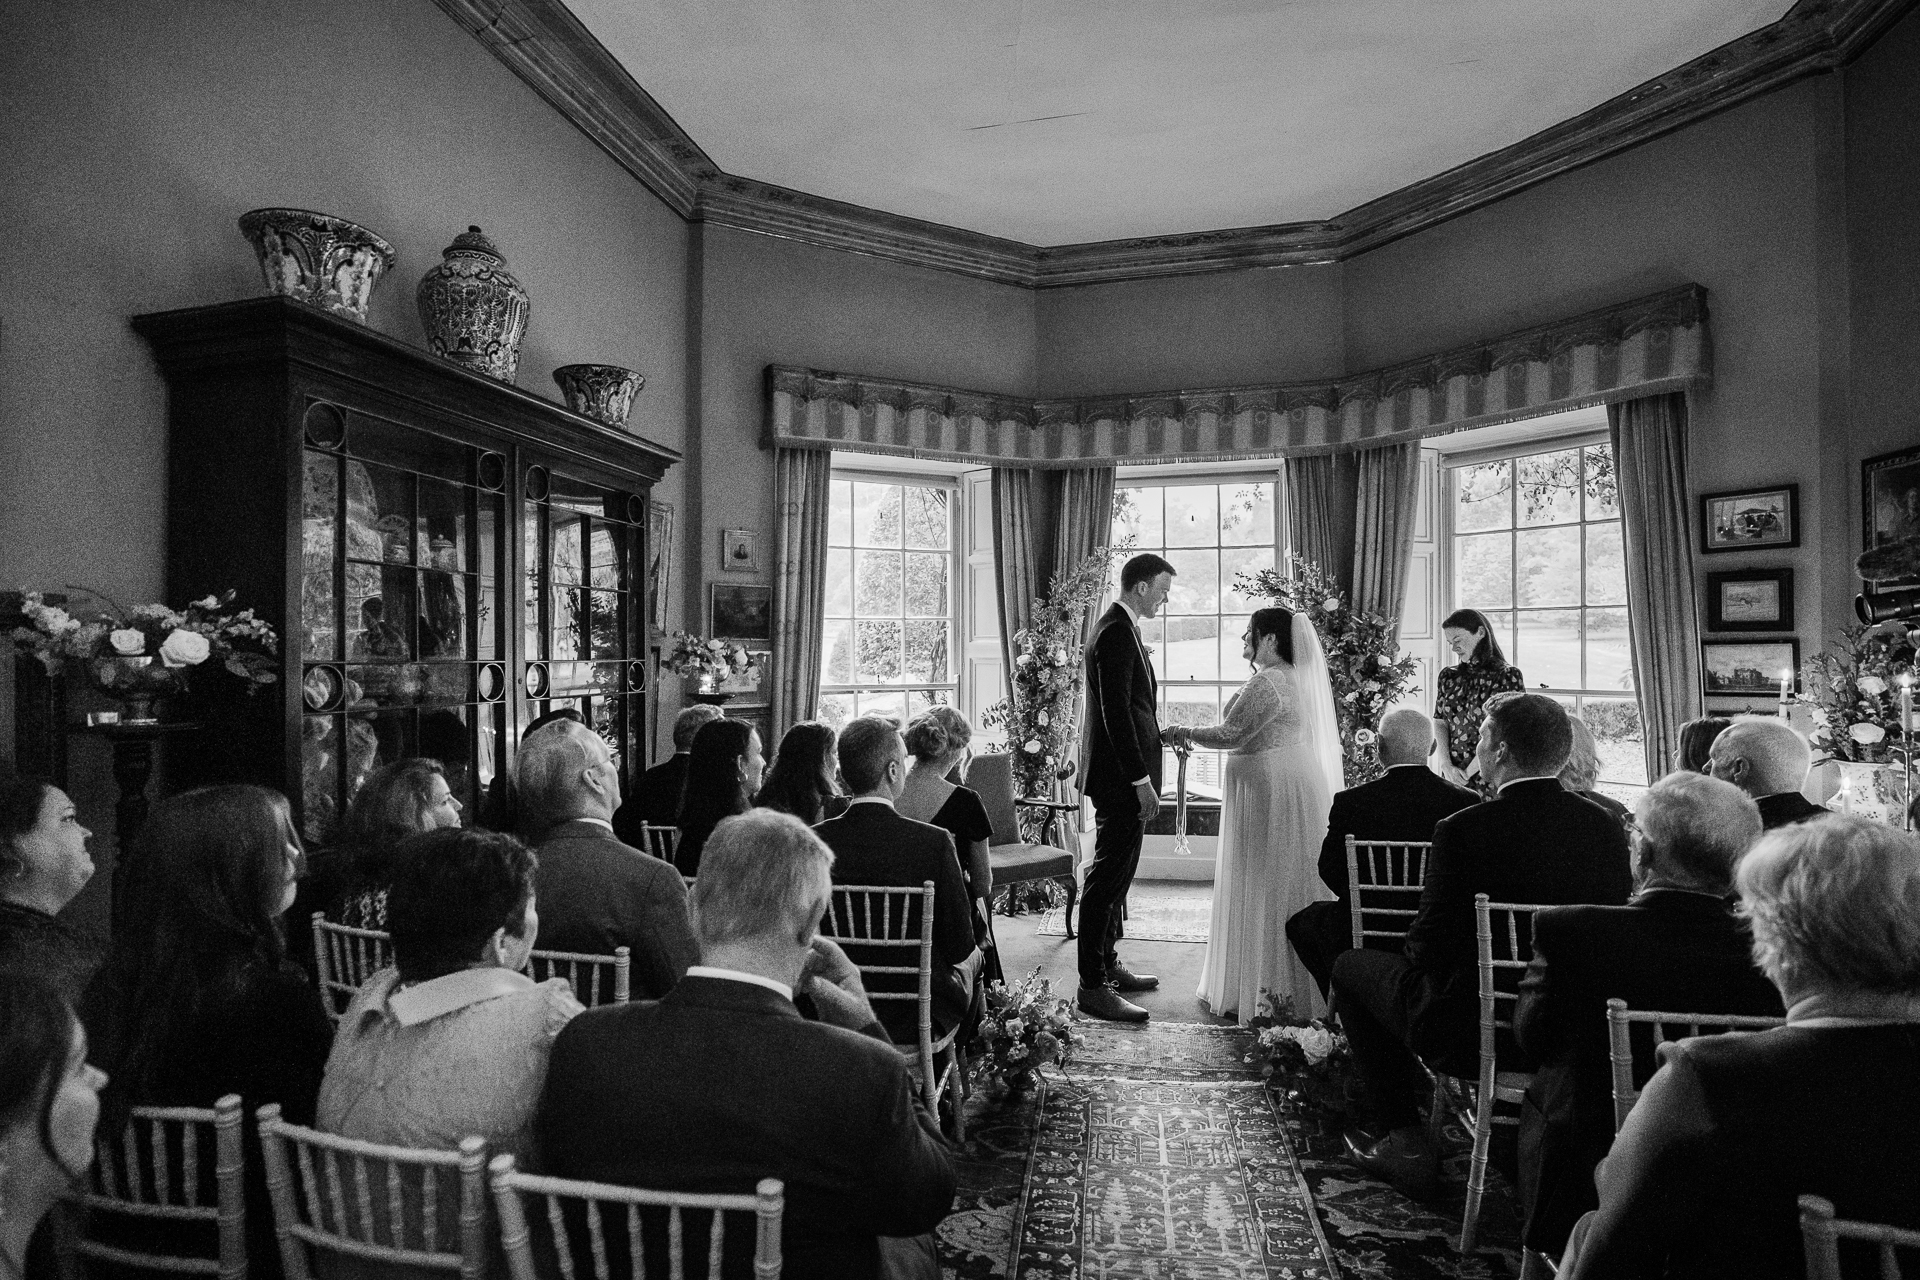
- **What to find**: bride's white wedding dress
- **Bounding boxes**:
[1187,618,1345,1021]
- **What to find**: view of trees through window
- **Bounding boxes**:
[817,478,954,728]
[1451,441,1645,793]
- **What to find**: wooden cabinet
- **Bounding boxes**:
[135,298,678,843]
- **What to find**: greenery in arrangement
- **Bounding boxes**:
[973,968,1081,1094]
[1246,989,1361,1120]
[12,588,279,692]
[1801,622,1917,763]
[1235,556,1421,786]
[661,631,760,683]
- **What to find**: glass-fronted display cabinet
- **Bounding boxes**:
[135,297,676,845]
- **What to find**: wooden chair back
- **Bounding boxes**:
[529,947,631,1006]
[639,824,679,863]
[1801,1194,1920,1280]
[59,1093,247,1280]
[312,913,394,1022]
[1458,895,1548,1254]
[489,1154,783,1280]
[1605,999,1786,1131]
[255,1104,490,1280]
[1344,838,1430,950]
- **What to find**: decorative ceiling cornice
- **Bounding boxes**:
[433,0,1915,289]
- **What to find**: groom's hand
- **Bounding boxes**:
[1134,779,1161,819]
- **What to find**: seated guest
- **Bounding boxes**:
[1332,692,1631,1198]
[1708,717,1829,829]
[613,704,725,844]
[0,776,106,1005]
[675,719,765,877]
[1677,715,1732,774]
[815,718,982,1046]
[538,809,956,1280]
[1286,709,1479,999]
[83,785,333,1275]
[1,976,109,1280]
[1560,816,1920,1279]
[478,706,585,840]
[754,720,848,826]
[318,827,580,1164]
[522,723,698,1000]
[1513,772,1783,1259]
[294,757,464,933]
[1559,719,1629,826]
[894,708,994,946]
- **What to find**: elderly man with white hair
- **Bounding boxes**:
[1706,716,1830,829]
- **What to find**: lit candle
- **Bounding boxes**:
[1902,674,1914,735]
[1779,668,1792,709]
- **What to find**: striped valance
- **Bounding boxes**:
[766,284,1709,467]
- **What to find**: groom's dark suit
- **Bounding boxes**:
[1076,601,1163,988]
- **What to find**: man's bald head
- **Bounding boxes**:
[1377,709,1434,767]
[1709,717,1813,799]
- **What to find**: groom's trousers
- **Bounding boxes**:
[1077,790,1144,988]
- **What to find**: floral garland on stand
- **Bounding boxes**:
[661,631,759,691]
[1800,622,1917,763]
[1246,989,1361,1122]
[972,968,1081,1097]
[1235,556,1421,786]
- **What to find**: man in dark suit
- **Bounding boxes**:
[522,722,699,1000]
[813,717,981,1044]
[1707,717,1831,829]
[1287,708,1480,998]
[1514,770,1783,1258]
[539,809,954,1280]
[612,703,724,844]
[1331,692,1632,1197]
[1075,552,1178,1022]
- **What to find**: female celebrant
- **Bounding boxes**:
[1431,608,1526,790]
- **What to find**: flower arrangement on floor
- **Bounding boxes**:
[661,630,760,689]
[973,968,1082,1095]
[1246,989,1361,1120]
[1235,556,1421,786]
[1800,622,1917,763]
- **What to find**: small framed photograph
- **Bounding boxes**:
[1706,569,1794,633]
[1702,639,1799,696]
[1861,446,1920,584]
[720,528,760,574]
[710,583,772,642]
[1700,484,1799,554]
[646,500,674,634]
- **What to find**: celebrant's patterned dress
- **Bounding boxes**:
[1185,663,1335,1020]
[1432,659,1526,777]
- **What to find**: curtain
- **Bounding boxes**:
[1351,441,1423,626]
[1609,393,1703,781]
[769,447,832,747]
[990,468,1044,677]
[1050,467,1116,650]
[1285,453,1358,593]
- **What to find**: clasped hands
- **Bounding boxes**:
[1161,726,1194,752]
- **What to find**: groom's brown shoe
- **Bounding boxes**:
[1106,965,1159,993]
[1077,985,1150,1022]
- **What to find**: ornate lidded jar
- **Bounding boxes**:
[416,226,530,382]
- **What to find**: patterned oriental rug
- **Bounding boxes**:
[938,1022,1523,1279]
[1034,895,1213,944]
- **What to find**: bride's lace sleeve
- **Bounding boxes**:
[1185,672,1286,752]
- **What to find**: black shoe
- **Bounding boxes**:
[1076,985,1150,1022]
[1343,1127,1441,1201]
[1106,965,1159,993]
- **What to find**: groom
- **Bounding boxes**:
[1076,552,1178,1022]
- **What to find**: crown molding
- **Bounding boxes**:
[433,0,1916,289]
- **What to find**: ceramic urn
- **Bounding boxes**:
[416,225,530,382]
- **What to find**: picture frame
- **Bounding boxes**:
[1700,484,1799,554]
[1705,568,1794,633]
[710,583,773,642]
[720,527,761,574]
[645,500,674,634]
[1701,638,1799,697]
[1861,446,1920,585]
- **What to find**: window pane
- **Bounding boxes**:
[821,620,853,683]
[587,524,621,590]
[817,693,854,730]
[903,553,948,616]
[1112,487,1163,546]
[1584,446,1619,520]
[853,483,901,546]
[903,620,949,682]
[303,452,339,661]
[1220,547,1273,612]
[1165,616,1219,681]
[830,481,854,545]
[550,585,580,661]
[902,488,948,550]
[1516,526,1582,607]
[551,510,585,585]
[1586,607,1633,692]
[585,590,621,660]
[824,548,853,615]
[1164,549,1220,614]
[856,689,908,726]
[1219,483,1275,547]
[1454,461,1511,533]
[1581,696,1645,788]
[1219,614,1253,676]
[1137,616,1165,660]
[418,479,469,572]
[855,550,903,615]
[1163,687,1219,731]
[855,620,902,683]
[1516,449,1581,527]
[1484,611,1515,666]
[1165,486,1219,547]
[420,572,467,658]
[1517,609,1582,688]
[1455,532,1514,609]
[1585,522,1627,606]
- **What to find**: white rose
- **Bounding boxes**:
[1857,675,1889,697]
[1296,1027,1335,1065]
[1023,739,1042,754]
[1849,722,1886,745]
[1037,710,1050,726]
[1354,728,1376,746]
[108,628,147,656]
[192,595,221,610]
[1321,597,1340,611]
[158,628,212,668]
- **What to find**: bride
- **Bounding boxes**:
[1166,606,1345,1021]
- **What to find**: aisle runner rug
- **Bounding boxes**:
[1034,895,1212,944]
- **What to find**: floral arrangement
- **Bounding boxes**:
[12,588,279,692]
[1246,989,1361,1118]
[1800,622,1917,763]
[973,968,1081,1093]
[1235,556,1421,786]
[981,540,1131,798]
[661,630,759,683]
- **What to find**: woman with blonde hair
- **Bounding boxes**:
[1558,718,1629,827]
[896,706,995,967]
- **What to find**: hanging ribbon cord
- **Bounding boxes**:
[1172,740,1193,856]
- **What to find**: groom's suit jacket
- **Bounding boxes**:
[1078,602,1162,805]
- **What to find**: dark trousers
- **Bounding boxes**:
[1286,900,1351,1000]
[1330,948,1429,1131]
[1076,793,1144,987]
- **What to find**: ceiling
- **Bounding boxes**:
[563,0,1787,247]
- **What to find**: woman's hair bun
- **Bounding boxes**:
[902,714,949,761]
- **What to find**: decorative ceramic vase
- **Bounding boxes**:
[237,208,396,323]
[88,655,187,725]
[1830,759,1909,827]
[416,226,530,382]
[553,364,645,428]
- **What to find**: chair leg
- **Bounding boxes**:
[1460,1084,1495,1253]
[1519,1249,1558,1280]
[1059,875,1078,938]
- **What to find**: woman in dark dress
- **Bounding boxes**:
[755,721,847,825]
[895,707,998,980]
[675,719,765,877]
[0,775,106,1005]
[1431,607,1526,790]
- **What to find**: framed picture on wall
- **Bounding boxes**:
[710,583,772,642]
[1706,568,1794,632]
[1701,638,1799,696]
[1861,446,1920,585]
[1700,484,1799,554]
[646,500,674,634]
[720,527,761,573]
